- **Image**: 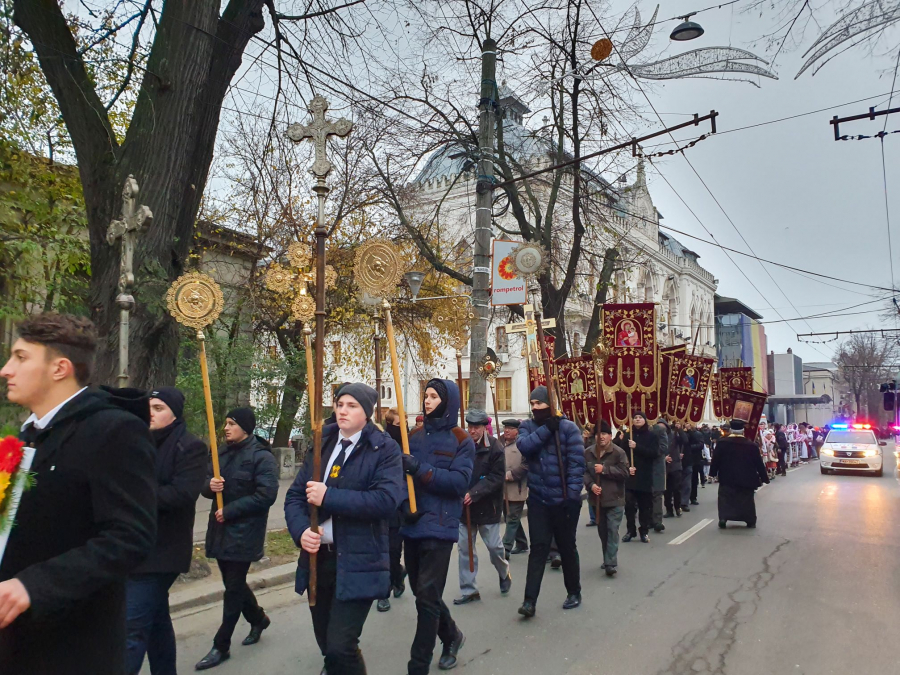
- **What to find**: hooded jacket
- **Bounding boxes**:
[285,421,403,601]
[516,415,586,506]
[201,434,278,562]
[0,387,157,675]
[134,418,207,575]
[400,379,475,542]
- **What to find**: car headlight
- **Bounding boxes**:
[822,448,834,456]
[865,448,878,457]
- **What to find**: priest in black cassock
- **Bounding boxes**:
[709,419,769,529]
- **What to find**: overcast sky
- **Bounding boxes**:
[614,1,900,364]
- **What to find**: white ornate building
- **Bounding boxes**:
[337,86,719,425]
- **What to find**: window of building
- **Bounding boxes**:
[332,340,342,365]
[496,326,508,353]
[572,332,582,356]
[267,388,279,407]
[496,377,512,411]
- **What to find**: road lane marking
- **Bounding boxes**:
[668,518,714,545]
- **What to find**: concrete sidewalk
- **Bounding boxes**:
[192,477,296,543]
[170,562,298,614]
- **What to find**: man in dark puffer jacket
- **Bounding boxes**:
[400,379,474,674]
[196,408,278,671]
[285,383,403,675]
[515,386,586,618]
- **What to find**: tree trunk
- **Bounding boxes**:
[583,248,619,352]
[14,0,267,389]
[272,325,308,448]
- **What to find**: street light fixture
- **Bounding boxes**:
[670,14,705,41]
[404,271,426,300]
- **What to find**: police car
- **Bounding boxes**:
[820,423,885,477]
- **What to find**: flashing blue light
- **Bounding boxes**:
[831,423,849,429]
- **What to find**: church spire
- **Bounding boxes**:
[635,156,646,189]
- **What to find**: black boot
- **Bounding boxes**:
[195,647,230,670]
[518,600,536,618]
[242,614,270,645]
[562,593,581,609]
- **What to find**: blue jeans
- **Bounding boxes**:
[126,573,179,675]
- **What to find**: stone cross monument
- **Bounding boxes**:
[106,175,152,387]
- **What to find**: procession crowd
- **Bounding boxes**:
[0,313,779,675]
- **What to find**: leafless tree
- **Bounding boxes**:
[834,332,897,417]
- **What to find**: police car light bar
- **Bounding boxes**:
[832,423,849,429]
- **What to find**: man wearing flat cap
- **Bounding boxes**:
[501,419,529,558]
[196,407,278,671]
[454,409,511,604]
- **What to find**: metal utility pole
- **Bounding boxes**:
[468,37,497,411]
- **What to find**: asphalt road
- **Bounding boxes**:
[160,448,900,675]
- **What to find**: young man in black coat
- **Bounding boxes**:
[285,383,403,675]
[454,409,511,605]
[195,407,278,671]
[126,386,207,675]
[622,411,660,543]
[0,313,157,675]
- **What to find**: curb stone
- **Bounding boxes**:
[169,562,297,613]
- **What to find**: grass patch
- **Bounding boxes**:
[265,529,298,557]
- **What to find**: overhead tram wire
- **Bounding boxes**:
[586,5,839,360]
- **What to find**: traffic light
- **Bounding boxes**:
[881,382,897,411]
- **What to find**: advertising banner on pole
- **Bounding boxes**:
[491,240,527,306]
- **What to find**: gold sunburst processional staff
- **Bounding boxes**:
[166,272,226,511]
[352,240,417,513]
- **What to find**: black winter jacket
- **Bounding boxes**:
[709,435,769,489]
[0,388,157,675]
[686,429,705,466]
[467,433,505,525]
[134,419,207,575]
[625,424,660,492]
[202,435,278,562]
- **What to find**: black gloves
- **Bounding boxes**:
[402,452,420,475]
[400,499,424,525]
[545,415,561,432]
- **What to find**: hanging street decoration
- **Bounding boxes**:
[797,0,900,79]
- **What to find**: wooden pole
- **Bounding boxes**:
[308,184,330,608]
[490,381,508,520]
[383,301,417,513]
[456,350,466,428]
[628,395,634,466]
[534,309,567,501]
[303,327,315,430]
[198,332,223,513]
[374,332,383,425]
